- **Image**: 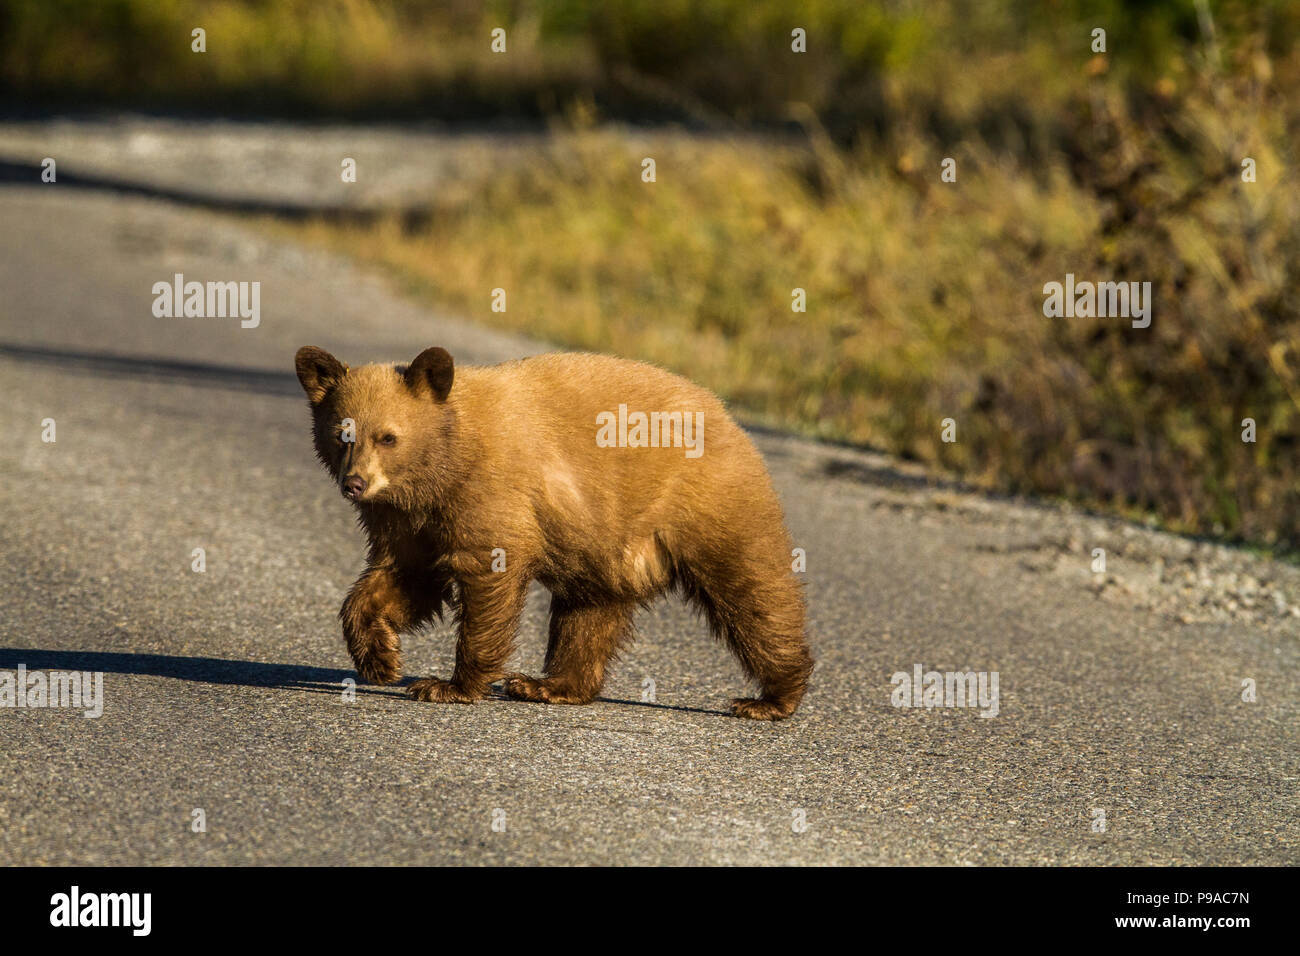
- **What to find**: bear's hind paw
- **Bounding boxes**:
[730,697,796,721]
[407,677,480,704]
[503,674,591,705]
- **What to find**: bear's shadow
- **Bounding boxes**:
[0,647,376,698]
[0,648,728,714]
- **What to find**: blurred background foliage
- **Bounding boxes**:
[3,0,1298,550]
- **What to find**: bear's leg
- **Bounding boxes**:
[408,573,527,704]
[688,555,814,720]
[504,597,634,705]
[340,564,447,685]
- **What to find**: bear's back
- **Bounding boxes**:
[452,351,772,529]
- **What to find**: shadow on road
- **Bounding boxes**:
[0,648,732,714]
[818,456,977,495]
[0,647,394,698]
[588,696,730,718]
[0,342,301,396]
[0,158,427,225]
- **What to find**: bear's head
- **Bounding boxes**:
[294,345,456,508]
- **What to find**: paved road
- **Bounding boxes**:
[0,180,1297,865]
[0,115,546,212]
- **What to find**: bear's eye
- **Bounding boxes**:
[378,433,397,447]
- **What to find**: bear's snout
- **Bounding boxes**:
[342,475,367,500]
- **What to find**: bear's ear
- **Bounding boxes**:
[295,346,347,404]
[404,347,454,402]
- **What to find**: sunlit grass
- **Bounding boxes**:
[279,94,1299,550]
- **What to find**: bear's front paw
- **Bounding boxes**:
[731,696,796,721]
[503,673,550,702]
[347,622,403,685]
[352,648,403,686]
[503,673,592,705]
[407,677,480,704]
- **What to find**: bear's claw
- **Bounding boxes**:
[407,677,480,703]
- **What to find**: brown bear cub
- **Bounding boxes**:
[294,346,813,719]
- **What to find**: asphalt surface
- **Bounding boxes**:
[0,115,546,212]
[1,167,1297,864]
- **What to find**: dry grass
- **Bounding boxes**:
[10,0,1298,548]
[282,55,1300,550]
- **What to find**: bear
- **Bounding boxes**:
[294,345,814,719]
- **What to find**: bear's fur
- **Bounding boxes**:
[294,345,814,719]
